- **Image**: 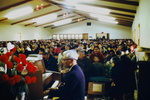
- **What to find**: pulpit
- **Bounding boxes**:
[27,54,61,100]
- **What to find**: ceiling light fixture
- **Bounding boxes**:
[4,7,33,19]
[53,18,72,26]
[35,4,44,10]
[63,13,69,18]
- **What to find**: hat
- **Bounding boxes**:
[63,50,79,60]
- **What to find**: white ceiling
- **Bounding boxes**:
[0,0,139,29]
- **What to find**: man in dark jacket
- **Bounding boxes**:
[43,52,58,72]
[77,50,92,78]
[45,50,85,100]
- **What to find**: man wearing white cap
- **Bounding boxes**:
[44,50,85,100]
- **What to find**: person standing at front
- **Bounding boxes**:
[44,50,85,100]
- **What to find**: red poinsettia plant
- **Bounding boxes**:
[0,47,38,99]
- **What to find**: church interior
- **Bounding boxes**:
[0,0,150,100]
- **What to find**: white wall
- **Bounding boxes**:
[0,23,52,41]
[132,0,150,48]
[0,20,132,41]
[51,20,132,39]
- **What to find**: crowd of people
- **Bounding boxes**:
[0,38,137,100]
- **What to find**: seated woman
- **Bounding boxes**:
[89,55,105,77]
[89,46,104,63]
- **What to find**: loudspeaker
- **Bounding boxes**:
[87,22,91,26]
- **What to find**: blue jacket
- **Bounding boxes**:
[49,64,85,100]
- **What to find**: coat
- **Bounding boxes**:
[49,64,85,100]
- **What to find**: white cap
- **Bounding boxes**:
[63,50,79,60]
[7,42,15,51]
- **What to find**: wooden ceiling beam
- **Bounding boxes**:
[99,0,139,6]
[46,0,137,13]
[85,17,132,27]
[47,0,136,19]
[51,19,87,29]
[108,14,134,20]
[0,18,8,22]
[0,0,33,11]
[24,12,72,27]
[49,0,138,6]
[44,25,54,28]
[118,23,131,27]
[80,2,136,13]
[118,22,132,27]
[72,17,85,21]
[75,11,133,27]
[77,10,134,18]
[44,16,85,28]
[35,14,78,27]
[44,0,135,28]
[117,19,133,24]
[25,22,36,26]
[11,9,62,25]
[110,12,134,18]
[115,17,133,22]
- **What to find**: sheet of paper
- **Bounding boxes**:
[42,72,53,81]
[92,83,102,92]
[51,80,59,88]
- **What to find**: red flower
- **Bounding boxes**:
[30,66,37,73]
[8,77,16,86]
[16,64,24,72]
[1,74,9,82]
[10,47,17,53]
[13,56,21,64]
[25,76,32,84]
[26,62,37,73]
[22,59,27,66]
[31,77,37,83]
[19,54,26,60]
[13,75,21,83]
[0,54,9,63]
[5,52,12,57]
[0,56,2,61]
[6,61,13,69]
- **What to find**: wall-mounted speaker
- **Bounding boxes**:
[87,22,91,26]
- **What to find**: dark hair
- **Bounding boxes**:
[43,52,50,55]
[94,46,100,50]
[72,45,78,49]
[61,47,65,51]
[111,56,120,64]
[109,50,115,54]
[57,43,61,47]
[39,48,45,53]
[120,54,131,62]
[116,51,121,55]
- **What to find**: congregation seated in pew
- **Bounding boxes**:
[0,39,138,100]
